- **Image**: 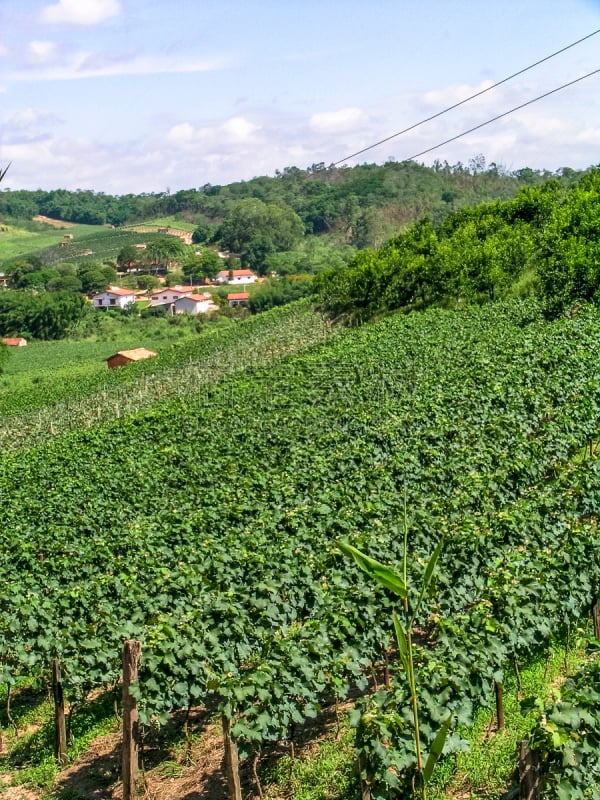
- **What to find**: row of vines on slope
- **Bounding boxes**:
[1,299,600,796]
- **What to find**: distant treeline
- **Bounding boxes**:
[313,168,600,321]
[0,158,586,239]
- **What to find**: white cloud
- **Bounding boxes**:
[309,107,368,134]
[7,108,54,128]
[40,0,121,26]
[167,117,261,148]
[9,51,229,81]
[167,123,195,145]
[26,41,60,65]
[422,80,496,109]
[221,117,261,140]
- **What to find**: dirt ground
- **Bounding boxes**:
[32,216,75,228]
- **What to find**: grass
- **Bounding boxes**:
[133,216,197,232]
[0,223,100,262]
[261,721,358,800]
[429,633,593,799]
[253,633,594,800]
[0,682,120,795]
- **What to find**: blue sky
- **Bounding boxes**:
[1,0,599,193]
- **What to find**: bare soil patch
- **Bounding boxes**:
[32,216,74,228]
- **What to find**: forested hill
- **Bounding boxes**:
[0,159,587,247]
[314,167,600,322]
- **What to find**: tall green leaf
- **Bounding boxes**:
[337,541,407,598]
[423,712,453,785]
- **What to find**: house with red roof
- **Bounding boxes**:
[227,292,250,307]
[92,287,136,310]
[106,348,157,369]
[215,269,257,285]
[175,293,218,315]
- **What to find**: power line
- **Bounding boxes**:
[403,68,600,163]
[332,28,600,166]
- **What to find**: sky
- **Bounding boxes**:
[1,0,599,194]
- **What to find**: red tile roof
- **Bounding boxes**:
[105,286,135,297]
[227,292,250,300]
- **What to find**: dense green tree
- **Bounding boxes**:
[77,263,117,295]
[218,199,303,272]
[47,273,83,292]
[247,277,312,313]
[147,236,185,269]
[116,245,140,270]
[538,169,600,314]
[0,342,7,374]
[181,249,222,282]
[135,274,160,291]
[0,290,87,339]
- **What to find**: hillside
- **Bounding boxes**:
[0,160,588,271]
[1,296,600,798]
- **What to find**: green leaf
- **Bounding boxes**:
[392,611,410,679]
[413,537,443,620]
[337,541,407,598]
[423,712,453,785]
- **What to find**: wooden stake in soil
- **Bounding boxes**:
[592,598,600,640]
[52,658,68,765]
[122,640,141,800]
[519,739,540,799]
[222,715,242,800]
[494,680,505,730]
[383,650,391,689]
[358,752,372,800]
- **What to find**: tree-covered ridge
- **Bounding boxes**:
[314,167,600,321]
[0,159,585,239]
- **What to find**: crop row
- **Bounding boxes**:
[1,299,600,791]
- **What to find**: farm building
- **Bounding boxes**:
[227,292,250,306]
[92,287,136,309]
[106,348,157,369]
[2,337,27,347]
[150,286,194,307]
[174,293,218,315]
[215,269,257,285]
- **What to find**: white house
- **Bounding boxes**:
[92,287,136,309]
[149,285,195,307]
[227,292,250,306]
[215,269,257,285]
[175,293,218,315]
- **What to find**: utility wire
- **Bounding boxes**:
[403,68,600,162]
[332,28,600,166]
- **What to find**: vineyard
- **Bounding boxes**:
[1,298,600,798]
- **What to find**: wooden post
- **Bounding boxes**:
[122,640,141,800]
[222,715,242,800]
[592,598,600,640]
[519,739,540,799]
[495,680,505,730]
[52,658,67,765]
[358,752,372,800]
[383,650,391,689]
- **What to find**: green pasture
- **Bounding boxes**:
[137,216,197,232]
[0,221,100,262]
[8,228,168,267]
[0,315,200,396]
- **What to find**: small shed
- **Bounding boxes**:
[106,348,157,369]
[2,337,27,347]
[227,292,250,306]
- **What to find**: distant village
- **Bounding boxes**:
[92,268,257,314]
